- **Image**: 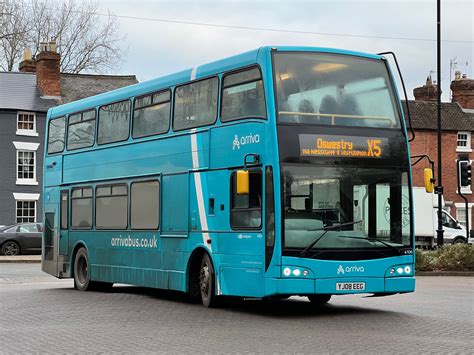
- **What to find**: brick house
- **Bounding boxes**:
[0,43,137,226]
[404,74,474,228]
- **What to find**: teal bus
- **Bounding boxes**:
[42,46,417,307]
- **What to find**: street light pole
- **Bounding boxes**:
[436,0,444,246]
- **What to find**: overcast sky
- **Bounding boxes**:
[97,0,473,101]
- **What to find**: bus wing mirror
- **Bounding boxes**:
[424,168,434,193]
[236,170,249,195]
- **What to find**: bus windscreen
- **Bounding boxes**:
[274,52,401,128]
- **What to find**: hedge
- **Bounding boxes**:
[416,244,474,271]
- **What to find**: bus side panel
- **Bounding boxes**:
[72,231,164,289]
[209,122,265,170]
[44,155,62,187]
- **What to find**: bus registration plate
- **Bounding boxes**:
[336,282,365,291]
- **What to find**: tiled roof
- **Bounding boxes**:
[0,71,138,112]
[60,73,138,103]
[402,100,474,131]
[0,71,56,112]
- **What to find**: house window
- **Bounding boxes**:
[13,141,39,185]
[455,204,472,228]
[16,200,36,223]
[456,131,471,152]
[17,150,35,183]
[16,112,38,136]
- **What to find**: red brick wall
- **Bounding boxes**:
[451,79,474,109]
[410,130,473,220]
[36,51,61,97]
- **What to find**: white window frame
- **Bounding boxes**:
[456,131,472,153]
[15,200,37,223]
[12,193,40,224]
[455,203,473,229]
[13,141,39,186]
[16,112,38,137]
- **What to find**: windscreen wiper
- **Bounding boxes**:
[299,220,363,257]
[337,235,399,251]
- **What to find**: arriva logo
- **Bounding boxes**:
[232,133,260,150]
[337,265,365,274]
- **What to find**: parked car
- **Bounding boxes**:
[0,223,43,256]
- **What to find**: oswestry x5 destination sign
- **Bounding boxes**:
[299,134,389,158]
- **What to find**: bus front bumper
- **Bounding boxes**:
[264,276,415,296]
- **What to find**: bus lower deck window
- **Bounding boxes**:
[231,171,262,229]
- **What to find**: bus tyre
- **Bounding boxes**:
[199,253,218,307]
[74,248,93,291]
[308,294,331,305]
[73,248,113,292]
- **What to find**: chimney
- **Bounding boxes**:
[18,48,36,73]
[35,41,61,97]
[451,73,474,109]
[413,75,439,102]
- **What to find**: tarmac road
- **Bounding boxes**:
[0,263,473,353]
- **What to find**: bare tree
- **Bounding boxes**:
[0,0,125,73]
[0,1,29,71]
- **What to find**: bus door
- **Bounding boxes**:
[42,204,59,277]
[219,168,265,297]
[59,190,69,255]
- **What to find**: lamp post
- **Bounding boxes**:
[436,0,444,246]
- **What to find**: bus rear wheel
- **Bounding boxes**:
[199,253,218,307]
[308,294,331,305]
[74,247,112,291]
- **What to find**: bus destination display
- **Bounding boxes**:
[299,134,389,158]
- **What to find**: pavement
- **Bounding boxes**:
[0,263,473,353]
[0,255,41,263]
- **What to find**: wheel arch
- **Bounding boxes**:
[70,241,88,278]
[186,246,213,295]
[453,235,466,244]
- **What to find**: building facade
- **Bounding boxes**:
[405,74,474,229]
[0,44,137,226]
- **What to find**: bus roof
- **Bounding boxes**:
[48,46,382,119]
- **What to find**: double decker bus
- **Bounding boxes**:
[42,46,416,307]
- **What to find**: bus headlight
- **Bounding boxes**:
[282,267,311,277]
[387,264,413,277]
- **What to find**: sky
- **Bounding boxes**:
[95,0,473,101]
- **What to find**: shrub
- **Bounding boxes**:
[415,249,437,271]
[416,244,474,271]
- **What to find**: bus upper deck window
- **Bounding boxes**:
[47,116,66,154]
[98,100,131,145]
[221,67,266,122]
[133,90,171,138]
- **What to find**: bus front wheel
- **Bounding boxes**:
[307,294,331,305]
[199,253,218,307]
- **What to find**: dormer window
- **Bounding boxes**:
[16,112,38,136]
